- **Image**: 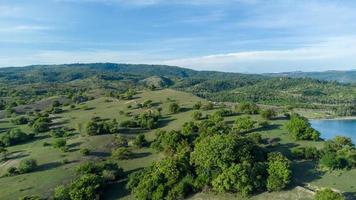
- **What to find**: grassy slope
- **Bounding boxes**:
[0,89,355,199]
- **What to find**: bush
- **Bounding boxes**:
[54,185,70,200]
[7,166,18,176]
[111,147,133,160]
[133,134,148,148]
[53,139,67,150]
[266,152,291,191]
[11,116,29,125]
[314,188,345,200]
[69,174,103,200]
[285,114,320,141]
[169,102,180,114]
[192,111,202,120]
[18,196,41,200]
[261,108,277,120]
[80,148,90,156]
[114,135,128,147]
[18,158,37,174]
[1,129,34,147]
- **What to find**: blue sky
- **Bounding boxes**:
[1,0,356,73]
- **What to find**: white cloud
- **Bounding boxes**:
[159,37,356,73]
[0,25,52,33]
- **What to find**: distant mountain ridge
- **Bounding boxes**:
[265,70,356,83]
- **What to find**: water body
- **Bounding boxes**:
[310,119,356,142]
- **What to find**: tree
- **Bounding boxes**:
[266,152,291,191]
[314,188,345,200]
[11,116,29,125]
[69,174,103,200]
[18,158,37,174]
[111,147,133,160]
[261,108,277,120]
[192,111,202,120]
[32,117,50,133]
[53,138,67,151]
[285,114,320,141]
[233,116,255,133]
[54,185,70,200]
[212,162,255,196]
[169,102,180,114]
[133,134,148,148]
[193,101,202,110]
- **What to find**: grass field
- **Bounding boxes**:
[0,89,355,199]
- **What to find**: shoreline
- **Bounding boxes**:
[309,116,356,120]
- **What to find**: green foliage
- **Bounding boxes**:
[111,147,133,160]
[53,138,67,151]
[18,158,37,174]
[291,146,320,160]
[193,101,202,110]
[233,116,255,133]
[192,111,202,120]
[18,195,42,200]
[85,119,117,135]
[266,152,291,191]
[80,148,90,156]
[68,174,103,200]
[114,135,128,147]
[11,116,29,125]
[169,102,180,114]
[260,108,277,120]
[133,134,148,148]
[285,114,320,141]
[235,103,260,114]
[0,129,34,147]
[320,136,356,169]
[127,157,193,200]
[32,117,50,133]
[314,188,345,200]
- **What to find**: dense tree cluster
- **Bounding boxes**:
[0,129,34,147]
[86,118,118,135]
[319,136,356,170]
[285,114,320,141]
[54,161,124,200]
[129,115,292,199]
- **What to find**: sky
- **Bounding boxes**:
[1,0,356,73]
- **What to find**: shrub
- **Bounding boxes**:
[114,135,128,147]
[53,139,67,150]
[11,116,29,125]
[261,108,277,120]
[111,147,133,160]
[314,188,345,200]
[7,166,18,176]
[169,102,180,113]
[54,185,70,200]
[266,152,291,191]
[18,158,37,174]
[192,111,202,120]
[133,134,148,148]
[80,148,90,156]
[0,129,34,146]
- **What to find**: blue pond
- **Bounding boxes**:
[310,119,356,142]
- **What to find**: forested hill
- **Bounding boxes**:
[265,70,356,83]
[0,63,355,116]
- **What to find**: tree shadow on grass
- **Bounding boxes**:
[157,117,174,128]
[102,168,144,200]
[130,152,151,159]
[291,160,324,186]
[90,151,111,158]
[67,142,82,148]
[36,161,63,172]
[344,192,356,200]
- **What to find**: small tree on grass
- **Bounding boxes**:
[169,103,180,114]
[53,139,67,152]
[266,152,291,191]
[192,111,202,120]
[18,158,37,174]
[261,108,277,120]
[111,147,133,160]
[133,134,148,148]
[314,188,345,200]
[233,116,255,133]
